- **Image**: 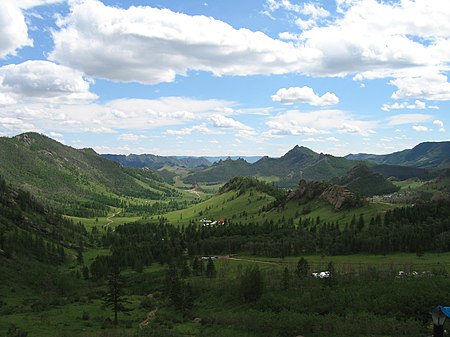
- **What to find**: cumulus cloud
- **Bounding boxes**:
[433,119,446,132]
[412,125,430,132]
[0,0,64,58]
[0,60,98,104]
[209,114,253,131]
[50,0,318,84]
[390,74,450,101]
[0,2,32,58]
[387,113,432,126]
[265,109,376,136]
[271,86,339,106]
[381,100,439,111]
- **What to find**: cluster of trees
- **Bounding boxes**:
[0,175,87,262]
[89,200,450,278]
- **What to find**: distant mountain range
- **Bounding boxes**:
[346,141,450,168]
[103,153,211,169]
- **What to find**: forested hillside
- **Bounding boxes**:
[0,133,177,216]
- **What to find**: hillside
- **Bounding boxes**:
[346,141,450,168]
[0,133,177,216]
[332,164,400,197]
[0,175,83,262]
[184,145,358,187]
[184,157,255,184]
[103,153,211,169]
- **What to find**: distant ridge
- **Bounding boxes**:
[103,153,211,169]
[346,141,450,168]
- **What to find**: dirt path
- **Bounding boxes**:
[188,189,200,198]
[224,256,280,266]
[103,210,121,229]
[139,308,157,328]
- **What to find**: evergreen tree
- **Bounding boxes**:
[206,258,216,278]
[103,264,129,325]
[240,266,264,303]
[282,267,290,290]
[296,257,309,278]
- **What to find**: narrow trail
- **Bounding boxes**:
[188,189,200,198]
[224,256,280,266]
[103,210,121,229]
[139,308,157,328]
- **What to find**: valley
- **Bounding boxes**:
[1,133,450,337]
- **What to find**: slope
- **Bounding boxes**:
[346,141,450,168]
[103,153,211,169]
[183,145,358,187]
[0,133,177,216]
[332,163,400,196]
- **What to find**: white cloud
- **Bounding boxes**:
[387,113,432,126]
[0,61,98,104]
[165,123,216,135]
[50,0,318,84]
[209,114,253,131]
[412,125,430,132]
[271,86,339,106]
[118,133,146,141]
[266,109,376,136]
[0,1,63,58]
[390,74,450,101]
[0,96,234,134]
[304,0,450,77]
[0,2,32,58]
[381,100,439,111]
[433,119,446,132]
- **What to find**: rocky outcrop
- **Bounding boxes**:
[288,179,365,210]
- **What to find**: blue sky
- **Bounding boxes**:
[0,0,449,157]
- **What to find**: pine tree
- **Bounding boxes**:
[103,264,129,325]
[206,258,216,278]
[282,267,290,290]
[296,257,309,278]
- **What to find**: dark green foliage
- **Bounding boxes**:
[206,258,216,278]
[0,133,176,216]
[296,257,309,278]
[282,267,290,290]
[6,325,28,337]
[332,163,399,196]
[240,266,264,303]
[102,264,129,325]
[219,176,285,200]
[165,264,193,311]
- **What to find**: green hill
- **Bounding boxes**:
[346,141,450,168]
[0,133,177,216]
[332,163,400,196]
[183,145,358,187]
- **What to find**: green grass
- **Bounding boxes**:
[393,178,427,191]
[233,252,450,273]
[155,189,275,226]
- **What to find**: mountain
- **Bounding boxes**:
[204,156,262,164]
[346,141,450,168]
[332,163,400,196]
[183,145,358,187]
[0,133,176,216]
[103,153,211,169]
[184,157,254,184]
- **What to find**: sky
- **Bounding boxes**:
[0,0,449,157]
